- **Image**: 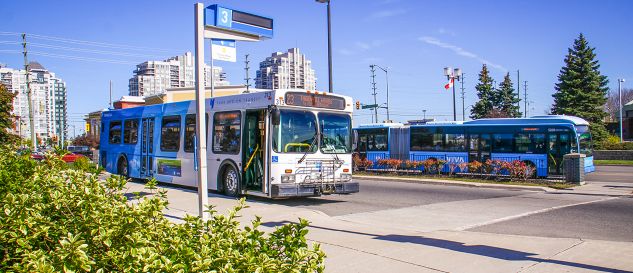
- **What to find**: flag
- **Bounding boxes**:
[444,77,454,90]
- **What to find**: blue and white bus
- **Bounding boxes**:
[100,89,358,198]
[353,115,595,177]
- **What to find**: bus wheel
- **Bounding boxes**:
[117,156,129,178]
[222,165,240,197]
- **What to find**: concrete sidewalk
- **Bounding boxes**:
[124,181,633,273]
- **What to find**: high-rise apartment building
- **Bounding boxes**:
[128,52,229,97]
[255,48,316,90]
[0,62,67,142]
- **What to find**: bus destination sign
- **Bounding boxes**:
[285,92,345,110]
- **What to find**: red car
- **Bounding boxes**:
[61,153,86,163]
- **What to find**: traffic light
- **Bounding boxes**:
[355,101,360,110]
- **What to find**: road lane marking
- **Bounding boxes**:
[456,197,618,231]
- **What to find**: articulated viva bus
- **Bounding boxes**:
[99,89,358,198]
[354,115,595,177]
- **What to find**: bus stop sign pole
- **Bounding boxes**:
[194,3,273,220]
[194,3,208,220]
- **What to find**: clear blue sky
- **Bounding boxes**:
[1,0,632,134]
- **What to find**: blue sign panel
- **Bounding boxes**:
[211,39,236,48]
[205,4,273,39]
[216,6,232,28]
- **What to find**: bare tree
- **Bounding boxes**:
[605,88,633,121]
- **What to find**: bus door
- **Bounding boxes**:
[548,132,571,174]
[243,110,265,193]
[468,133,491,162]
[141,117,155,178]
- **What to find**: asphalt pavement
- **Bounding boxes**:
[586,165,633,183]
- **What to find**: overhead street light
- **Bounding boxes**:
[372,64,390,122]
[444,67,462,121]
[316,0,333,93]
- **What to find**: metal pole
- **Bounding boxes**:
[109,80,112,109]
[385,68,389,122]
[460,73,465,121]
[22,34,36,151]
[370,65,378,123]
[194,3,209,220]
[619,79,624,143]
[326,1,333,93]
[452,77,456,121]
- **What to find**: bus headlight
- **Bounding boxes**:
[281,174,296,183]
[341,174,352,181]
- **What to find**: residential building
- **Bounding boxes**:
[255,48,316,90]
[128,52,229,97]
[0,62,67,143]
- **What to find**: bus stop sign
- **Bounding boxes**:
[205,4,273,39]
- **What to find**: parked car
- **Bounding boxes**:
[61,153,86,163]
[67,146,92,157]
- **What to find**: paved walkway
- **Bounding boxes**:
[123,179,633,273]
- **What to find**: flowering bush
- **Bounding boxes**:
[448,162,459,176]
[0,146,325,272]
[468,160,483,173]
[353,154,374,170]
[422,158,437,174]
[377,158,402,169]
[404,160,423,170]
[435,159,447,174]
[458,162,469,173]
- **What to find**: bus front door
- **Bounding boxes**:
[468,134,491,162]
[243,110,265,193]
[548,133,571,174]
[141,117,155,178]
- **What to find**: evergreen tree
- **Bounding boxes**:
[495,73,522,118]
[470,64,494,119]
[0,84,18,144]
[551,33,609,143]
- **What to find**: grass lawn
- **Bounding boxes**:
[594,160,633,166]
[354,171,575,189]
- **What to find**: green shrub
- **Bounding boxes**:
[0,147,325,272]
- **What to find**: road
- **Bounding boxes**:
[256,165,633,242]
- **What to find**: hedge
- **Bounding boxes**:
[0,147,325,272]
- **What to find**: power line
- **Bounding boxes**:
[0,32,176,52]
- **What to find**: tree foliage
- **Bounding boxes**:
[72,133,100,149]
[470,65,522,119]
[605,88,633,121]
[0,84,18,144]
[470,64,495,119]
[0,146,325,272]
[551,33,609,142]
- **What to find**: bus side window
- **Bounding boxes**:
[109,121,122,144]
[160,115,181,152]
[124,119,139,144]
[184,114,209,153]
[213,111,241,154]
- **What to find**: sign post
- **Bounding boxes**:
[194,3,273,220]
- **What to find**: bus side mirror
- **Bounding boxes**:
[271,108,280,126]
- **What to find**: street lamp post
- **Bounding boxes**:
[373,65,390,122]
[316,0,333,93]
[618,79,626,143]
[444,67,462,121]
[423,109,427,120]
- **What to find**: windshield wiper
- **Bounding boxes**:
[298,132,319,164]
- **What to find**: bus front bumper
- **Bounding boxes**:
[271,181,359,198]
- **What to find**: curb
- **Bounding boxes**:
[353,175,555,192]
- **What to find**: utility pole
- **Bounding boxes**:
[460,73,466,121]
[523,81,528,118]
[517,70,520,113]
[109,80,113,109]
[369,65,378,123]
[244,54,251,92]
[22,33,36,151]
[618,79,626,143]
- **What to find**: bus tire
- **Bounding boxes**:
[222,164,240,197]
[117,155,129,178]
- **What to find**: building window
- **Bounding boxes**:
[124,119,139,144]
[109,121,122,144]
[212,111,241,154]
[160,115,181,152]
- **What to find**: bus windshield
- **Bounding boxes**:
[319,113,352,154]
[577,125,593,156]
[273,109,317,153]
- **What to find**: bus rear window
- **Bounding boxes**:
[109,121,122,144]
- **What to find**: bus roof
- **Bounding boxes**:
[464,115,589,126]
[354,123,405,129]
